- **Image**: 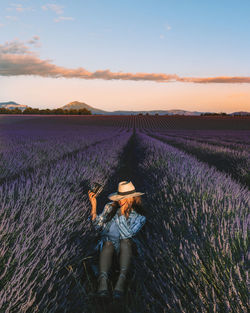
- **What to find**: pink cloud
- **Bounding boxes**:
[0,39,250,83]
[41,4,64,15]
[54,16,74,23]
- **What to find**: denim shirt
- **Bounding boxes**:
[90,201,146,255]
[92,201,146,239]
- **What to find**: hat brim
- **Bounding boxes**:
[108,191,145,201]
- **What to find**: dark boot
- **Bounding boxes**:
[113,267,127,300]
[97,271,110,298]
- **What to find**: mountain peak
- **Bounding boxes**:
[60,101,107,114]
[1,101,20,105]
[0,101,30,111]
[68,101,88,106]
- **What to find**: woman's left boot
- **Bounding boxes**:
[113,267,127,300]
[97,271,110,298]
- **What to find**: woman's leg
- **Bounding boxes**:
[98,240,114,292]
[114,238,132,292]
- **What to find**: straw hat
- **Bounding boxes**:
[108,181,145,201]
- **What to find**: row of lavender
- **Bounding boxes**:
[151,129,250,152]
[0,125,123,181]
[0,130,132,313]
[150,130,250,146]
[144,130,250,189]
[133,131,248,312]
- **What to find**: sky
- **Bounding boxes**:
[0,0,250,113]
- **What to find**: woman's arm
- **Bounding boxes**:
[88,190,97,220]
[116,213,146,239]
[87,190,113,231]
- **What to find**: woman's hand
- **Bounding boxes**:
[88,190,97,211]
[88,190,97,220]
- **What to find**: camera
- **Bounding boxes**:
[90,182,103,197]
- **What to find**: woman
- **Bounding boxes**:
[88,180,146,300]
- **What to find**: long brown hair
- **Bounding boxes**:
[105,196,146,223]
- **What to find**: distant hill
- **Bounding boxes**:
[0,101,30,111]
[2,100,250,116]
[59,101,202,115]
[228,111,250,116]
[110,109,202,116]
[60,101,107,114]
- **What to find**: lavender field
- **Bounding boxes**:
[0,115,249,313]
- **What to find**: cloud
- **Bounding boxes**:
[159,24,171,40]
[163,23,172,31]
[27,36,40,44]
[177,76,250,83]
[27,36,41,47]
[0,39,32,54]
[54,16,74,23]
[5,15,18,21]
[0,37,40,54]
[6,3,34,13]
[41,3,74,23]
[41,4,64,15]
[0,38,250,84]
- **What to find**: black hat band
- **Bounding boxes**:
[117,189,136,195]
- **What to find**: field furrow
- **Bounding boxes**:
[145,131,250,189]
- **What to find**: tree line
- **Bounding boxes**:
[200,112,250,116]
[0,108,92,115]
[0,107,248,116]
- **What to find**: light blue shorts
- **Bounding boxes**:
[95,220,121,254]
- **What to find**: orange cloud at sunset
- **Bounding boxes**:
[1,39,250,84]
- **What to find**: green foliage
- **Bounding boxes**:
[0,107,92,115]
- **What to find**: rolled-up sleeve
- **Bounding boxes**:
[116,214,146,239]
[92,202,113,231]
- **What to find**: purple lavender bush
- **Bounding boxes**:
[1,115,248,313]
[148,128,250,152]
[132,130,249,312]
[0,125,123,181]
[145,131,250,188]
[152,129,250,151]
[0,130,132,313]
